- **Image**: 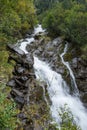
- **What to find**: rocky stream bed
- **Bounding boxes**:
[6,26,87,130]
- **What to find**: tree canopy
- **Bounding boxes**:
[42,0,87,46]
[0,0,37,45]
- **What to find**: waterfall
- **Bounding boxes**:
[34,56,87,130]
[19,24,45,54]
[34,24,46,35]
[19,38,34,54]
[18,25,87,130]
[60,43,79,96]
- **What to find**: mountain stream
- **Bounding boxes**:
[18,25,87,130]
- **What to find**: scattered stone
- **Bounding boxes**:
[7,79,16,88]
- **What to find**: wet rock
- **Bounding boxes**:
[34,33,41,40]
[81,92,87,103]
[14,66,26,75]
[25,34,32,38]
[72,58,78,69]
[8,55,25,66]
[14,79,25,87]
[20,76,29,82]
[17,112,27,120]
[78,57,87,66]
[7,44,25,56]
[10,90,24,106]
[23,39,29,42]
[52,37,63,46]
[26,44,35,53]
[15,96,25,105]
[7,79,16,87]
[38,38,45,45]
[77,81,87,92]
[26,53,34,66]
[34,50,41,56]
[56,67,65,74]
[70,54,87,106]
[12,89,24,97]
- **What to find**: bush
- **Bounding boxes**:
[45,104,81,130]
[0,91,18,130]
[42,1,87,46]
[0,48,19,130]
[0,0,37,45]
[58,105,81,130]
[64,4,87,45]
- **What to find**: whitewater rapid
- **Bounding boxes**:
[19,24,45,54]
[19,24,87,130]
[34,56,87,130]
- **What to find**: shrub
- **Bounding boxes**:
[0,91,18,130]
[42,1,87,46]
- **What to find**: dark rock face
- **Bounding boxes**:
[27,36,71,90]
[7,43,50,130]
[7,44,25,56]
[26,37,65,74]
[7,44,35,109]
[71,57,87,106]
[27,35,87,107]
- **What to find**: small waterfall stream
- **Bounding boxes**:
[60,43,79,96]
[19,24,45,54]
[18,25,87,130]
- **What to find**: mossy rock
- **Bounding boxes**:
[64,53,72,61]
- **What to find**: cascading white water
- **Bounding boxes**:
[34,56,87,130]
[19,38,34,54]
[19,24,45,54]
[19,25,87,130]
[34,24,46,35]
[60,43,79,96]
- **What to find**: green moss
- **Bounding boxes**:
[64,53,72,61]
[81,44,87,60]
[0,47,13,82]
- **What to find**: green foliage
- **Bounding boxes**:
[34,0,58,15]
[0,47,19,129]
[45,105,81,130]
[64,4,87,45]
[42,1,87,47]
[0,88,18,130]
[58,105,81,130]
[0,10,21,36]
[0,0,37,45]
[42,3,65,37]
[0,48,13,81]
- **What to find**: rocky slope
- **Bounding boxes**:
[6,44,50,130]
[6,32,87,129]
[27,34,87,107]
